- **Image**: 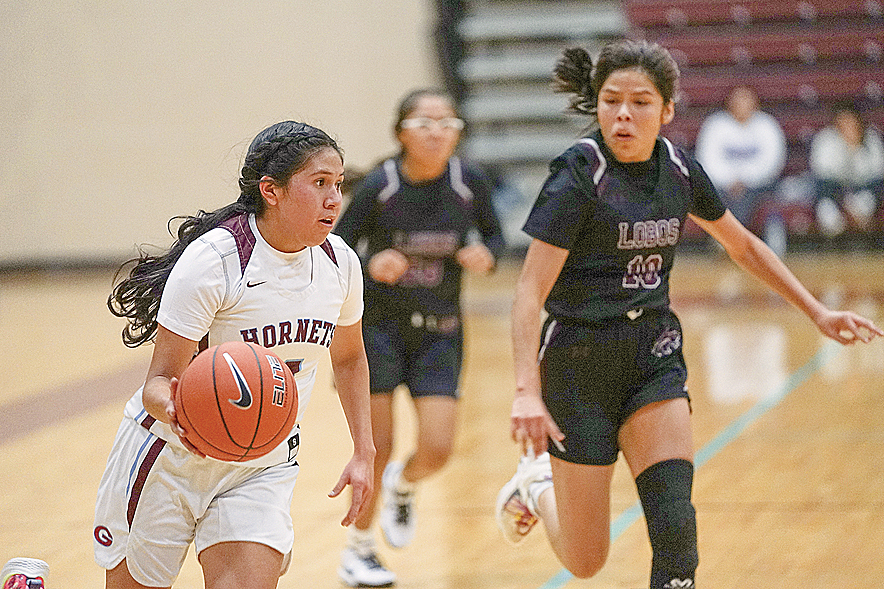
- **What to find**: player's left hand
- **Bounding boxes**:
[815,309,883,344]
[329,454,374,526]
[456,243,494,274]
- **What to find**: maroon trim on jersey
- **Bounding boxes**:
[127,437,166,529]
[219,213,257,275]
[139,414,156,431]
[319,239,338,267]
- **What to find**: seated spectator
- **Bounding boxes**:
[695,85,788,253]
[809,102,884,237]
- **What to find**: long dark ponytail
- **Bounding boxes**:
[553,40,680,123]
[108,121,342,347]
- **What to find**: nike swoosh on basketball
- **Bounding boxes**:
[223,353,253,409]
[246,280,267,288]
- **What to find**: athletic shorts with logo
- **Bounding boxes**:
[540,308,689,466]
[93,418,300,587]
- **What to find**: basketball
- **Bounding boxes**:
[173,341,298,462]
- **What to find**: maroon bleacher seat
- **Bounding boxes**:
[679,64,884,107]
[653,24,884,67]
[624,0,880,28]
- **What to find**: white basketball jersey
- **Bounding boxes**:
[124,213,364,466]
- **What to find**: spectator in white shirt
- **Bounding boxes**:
[809,102,884,236]
[695,86,787,233]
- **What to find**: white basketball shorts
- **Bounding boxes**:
[93,417,300,586]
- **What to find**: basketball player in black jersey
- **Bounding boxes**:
[334,88,504,587]
[494,41,882,589]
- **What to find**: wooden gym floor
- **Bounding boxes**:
[1,250,882,588]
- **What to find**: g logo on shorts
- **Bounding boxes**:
[94,525,113,547]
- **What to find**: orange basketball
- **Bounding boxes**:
[173,341,298,462]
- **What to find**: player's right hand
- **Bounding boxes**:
[368,249,409,284]
[167,377,206,458]
[510,394,565,457]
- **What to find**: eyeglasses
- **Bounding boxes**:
[400,117,465,131]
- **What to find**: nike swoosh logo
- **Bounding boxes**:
[246,280,267,288]
[223,353,253,409]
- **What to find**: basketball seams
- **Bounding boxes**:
[175,356,243,462]
[244,342,264,458]
[215,342,260,460]
[211,344,248,460]
[250,356,297,453]
[191,344,249,461]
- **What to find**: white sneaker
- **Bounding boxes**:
[338,547,395,588]
[2,558,49,588]
[495,452,553,544]
[379,461,415,548]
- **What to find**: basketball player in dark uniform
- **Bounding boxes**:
[495,41,882,589]
[334,88,503,587]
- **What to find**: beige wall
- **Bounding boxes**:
[0,0,440,265]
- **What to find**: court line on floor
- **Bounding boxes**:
[0,363,146,446]
[535,340,842,589]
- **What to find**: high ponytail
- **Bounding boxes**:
[551,40,680,126]
[108,121,342,347]
[553,47,596,116]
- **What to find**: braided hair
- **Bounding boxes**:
[108,121,343,347]
[553,40,680,124]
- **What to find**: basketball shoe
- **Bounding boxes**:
[1,558,49,589]
[379,461,415,548]
[338,547,395,588]
[495,452,553,544]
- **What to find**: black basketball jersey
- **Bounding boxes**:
[523,130,726,323]
[335,156,504,323]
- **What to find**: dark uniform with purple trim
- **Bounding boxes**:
[524,131,726,465]
[335,156,504,397]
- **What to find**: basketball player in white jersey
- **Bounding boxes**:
[94,121,375,589]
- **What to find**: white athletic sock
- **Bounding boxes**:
[527,479,554,514]
[393,466,416,494]
[347,526,376,554]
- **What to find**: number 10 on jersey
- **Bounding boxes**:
[623,254,663,289]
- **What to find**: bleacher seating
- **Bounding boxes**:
[624,0,880,28]
[657,24,884,68]
[624,0,884,247]
[679,63,884,107]
[454,1,628,249]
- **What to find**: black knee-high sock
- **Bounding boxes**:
[635,459,698,589]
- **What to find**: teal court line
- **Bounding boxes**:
[535,340,842,589]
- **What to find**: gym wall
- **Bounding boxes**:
[0,1,440,267]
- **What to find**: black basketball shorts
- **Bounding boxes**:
[363,314,463,398]
[540,308,689,466]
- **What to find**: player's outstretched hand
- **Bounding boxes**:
[329,454,374,527]
[815,309,883,345]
